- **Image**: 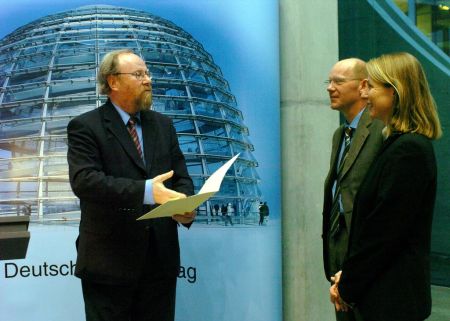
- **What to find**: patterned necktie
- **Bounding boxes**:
[127,116,143,159]
[329,126,353,238]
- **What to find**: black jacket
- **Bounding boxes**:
[67,100,193,284]
[339,132,436,321]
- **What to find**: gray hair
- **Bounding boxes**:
[98,49,135,95]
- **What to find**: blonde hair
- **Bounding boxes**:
[367,52,442,139]
[98,49,135,95]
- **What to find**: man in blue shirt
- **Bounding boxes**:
[322,58,384,321]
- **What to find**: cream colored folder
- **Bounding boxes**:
[137,154,239,220]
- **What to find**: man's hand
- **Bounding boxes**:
[152,170,186,204]
[330,284,349,312]
[330,283,339,304]
[172,211,197,224]
[329,270,350,312]
[152,171,196,223]
[331,270,342,284]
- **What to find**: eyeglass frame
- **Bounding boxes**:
[113,70,152,81]
[324,78,363,86]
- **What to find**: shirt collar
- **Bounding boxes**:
[346,107,365,130]
[111,101,141,125]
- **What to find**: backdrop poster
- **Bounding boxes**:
[0,1,281,321]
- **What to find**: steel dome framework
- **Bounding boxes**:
[0,5,261,223]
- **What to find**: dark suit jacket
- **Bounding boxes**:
[67,100,194,285]
[339,133,437,321]
[322,108,384,280]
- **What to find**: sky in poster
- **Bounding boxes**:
[0,0,280,216]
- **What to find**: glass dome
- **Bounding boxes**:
[0,5,261,224]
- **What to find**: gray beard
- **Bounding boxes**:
[136,91,152,111]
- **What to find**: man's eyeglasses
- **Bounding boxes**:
[324,78,362,86]
[114,70,151,81]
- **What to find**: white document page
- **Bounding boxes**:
[137,154,239,220]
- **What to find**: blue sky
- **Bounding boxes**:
[0,0,281,215]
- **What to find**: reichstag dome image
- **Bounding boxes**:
[0,5,262,224]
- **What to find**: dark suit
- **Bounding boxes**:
[67,100,193,320]
[338,132,436,321]
[323,108,384,280]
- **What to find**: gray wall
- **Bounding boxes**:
[280,0,339,320]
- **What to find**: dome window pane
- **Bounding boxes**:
[159,99,190,114]
[151,66,181,80]
[46,100,95,117]
[185,158,203,175]
[193,102,222,118]
[190,86,215,100]
[14,54,51,69]
[0,103,43,120]
[215,178,237,196]
[177,135,199,154]
[172,119,196,134]
[153,84,187,97]
[3,86,45,102]
[55,53,95,65]
[202,137,231,156]
[197,120,226,136]
[9,71,48,86]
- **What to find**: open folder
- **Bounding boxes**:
[137,154,240,220]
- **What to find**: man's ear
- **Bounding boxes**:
[107,75,119,92]
[359,79,369,98]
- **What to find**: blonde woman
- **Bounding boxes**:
[330,52,442,321]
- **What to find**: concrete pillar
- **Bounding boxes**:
[280,1,339,320]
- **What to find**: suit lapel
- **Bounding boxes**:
[102,101,147,173]
[324,126,344,201]
[339,108,372,180]
[330,126,344,173]
[140,111,157,174]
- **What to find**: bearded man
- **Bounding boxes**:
[67,49,195,321]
